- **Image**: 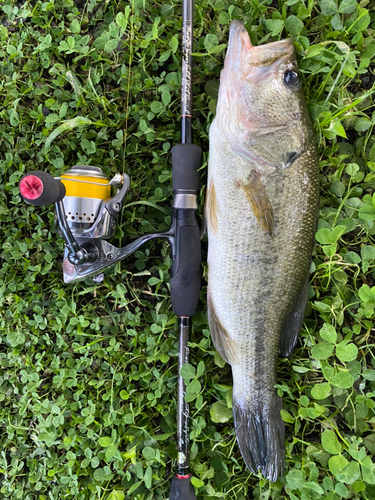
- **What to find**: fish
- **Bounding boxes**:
[206,20,320,481]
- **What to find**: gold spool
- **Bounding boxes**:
[61,174,111,200]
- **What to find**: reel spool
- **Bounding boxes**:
[60,166,120,234]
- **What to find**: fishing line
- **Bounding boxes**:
[113,0,135,260]
[324,51,350,106]
[122,0,135,176]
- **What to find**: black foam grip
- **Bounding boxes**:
[170,210,201,317]
[169,475,196,500]
[20,171,66,206]
[172,144,201,192]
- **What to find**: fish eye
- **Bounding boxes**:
[284,70,300,87]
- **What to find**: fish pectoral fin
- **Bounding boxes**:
[205,179,219,235]
[279,278,309,358]
[207,291,239,366]
[238,170,274,236]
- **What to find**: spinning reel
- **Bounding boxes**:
[21,165,166,283]
[19,143,201,319]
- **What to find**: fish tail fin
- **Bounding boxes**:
[233,395,285,482]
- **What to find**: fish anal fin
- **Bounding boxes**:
[238,171,274,236]
[206,180,219,235]
[207,290,239,366]
[279,278,309,359]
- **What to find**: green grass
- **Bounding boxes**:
[1,0,375,499]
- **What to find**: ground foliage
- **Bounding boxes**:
[0,0,375,498]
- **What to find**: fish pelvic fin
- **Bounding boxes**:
[207,290,239,365]
[233,395,285,482]
[279,277,309,358]
[237,170,274,236]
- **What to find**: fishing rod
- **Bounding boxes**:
[18,0,201,498]
[169,0,200,498]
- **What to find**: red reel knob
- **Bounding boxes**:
[19,171,66,206]
[19,175,45,200]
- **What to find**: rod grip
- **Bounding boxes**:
[172,144,201,192]
[170,210,201,317]
[170,143,202,317]
[169,475,196,500]
[19,171,65,206]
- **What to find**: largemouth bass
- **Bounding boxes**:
[206,20,319,481]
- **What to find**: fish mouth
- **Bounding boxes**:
[223,20,252,75]
[229,19,252,44]
[226,20,294,70]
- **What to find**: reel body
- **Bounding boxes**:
[59,165,125,240]
[57,165,126,282]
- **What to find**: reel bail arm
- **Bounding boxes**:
[55,200,98,265]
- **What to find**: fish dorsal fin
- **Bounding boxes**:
[237,170,274,236]
[207,290,239,366]
[205,179,219,235]
[279,278,309,358]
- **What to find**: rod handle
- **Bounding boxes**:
[170,143,202,317]
[170,210,201,317]
[172,144,200,192]
[19,171,65,206]
[169,475,196,500]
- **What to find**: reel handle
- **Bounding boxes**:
[19,171,66,206]
[19,171,95,266]
[170,144,202,317]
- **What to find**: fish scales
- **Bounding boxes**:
[206,21,320,481]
